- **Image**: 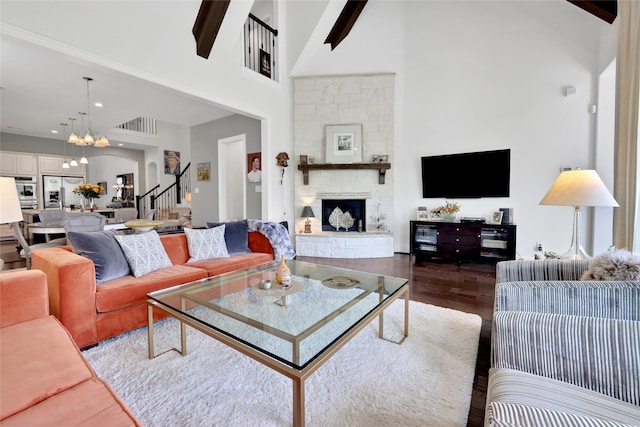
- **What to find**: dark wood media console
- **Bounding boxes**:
[410,220,516,264]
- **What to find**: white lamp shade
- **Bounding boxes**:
[540,170,619,208]
[0,177,24,224]
[80,156,88,164]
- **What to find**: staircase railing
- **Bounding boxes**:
[136,185,159,220]
[136,162,191,220]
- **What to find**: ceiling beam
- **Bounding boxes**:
[324,0,368,51]
[192,0,231,59]
[567,0,617,24]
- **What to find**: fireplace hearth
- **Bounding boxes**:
[322,199,366,232]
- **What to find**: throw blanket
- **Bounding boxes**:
[248,219,296,260]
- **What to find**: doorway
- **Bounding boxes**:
[218,134,247,221]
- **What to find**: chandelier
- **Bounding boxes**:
[67,77,110,147]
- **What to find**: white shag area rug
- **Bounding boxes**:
[83,300,482,427]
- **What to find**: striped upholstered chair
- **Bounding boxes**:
[486,259,640,426]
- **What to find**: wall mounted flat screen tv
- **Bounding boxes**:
[421,149,510,198]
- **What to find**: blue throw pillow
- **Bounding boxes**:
[206,220,251,255]
[66,230,131,283]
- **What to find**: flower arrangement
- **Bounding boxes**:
[436,201,460,215]
[73,183,103,199]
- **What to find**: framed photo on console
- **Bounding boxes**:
[325,124,362,164]
[490,211,504,224]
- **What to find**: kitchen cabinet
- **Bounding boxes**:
[38,155,85,176]
[0,152,37,175]
[16,154,37,175]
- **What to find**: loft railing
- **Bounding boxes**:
[244,13,278,81]
[116,117,157,135]
[136,162,191,220]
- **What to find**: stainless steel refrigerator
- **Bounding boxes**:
[42,176,84,209]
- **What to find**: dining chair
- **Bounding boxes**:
[39,209,67,223]
[114,208,138,222]
[63,213,106,233]
[20,209,69,266]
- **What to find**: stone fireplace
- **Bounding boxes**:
[322,199,366,232]
[293,73,395,257]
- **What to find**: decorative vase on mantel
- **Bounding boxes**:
[275,254,290,284]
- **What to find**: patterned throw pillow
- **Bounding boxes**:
[114,231,172,278]
[184,226,230,262]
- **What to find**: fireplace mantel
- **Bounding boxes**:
[298,162,391,185]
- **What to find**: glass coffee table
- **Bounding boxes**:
[147,259,409,427]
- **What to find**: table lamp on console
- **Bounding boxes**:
[301,206,315,233]
[539,169,618,259]
[0,177,32,269]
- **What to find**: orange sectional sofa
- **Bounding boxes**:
[32,231,275,348]
[0,269,141,426]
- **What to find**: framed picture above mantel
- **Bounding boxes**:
[324,124,362,164]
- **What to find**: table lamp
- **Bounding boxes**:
[0,177,32,269]
[539,169,618,259]
[301,206,315,233]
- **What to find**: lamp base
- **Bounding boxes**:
[560,245,591,259]
[560,206,591,259]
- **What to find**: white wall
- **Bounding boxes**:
[290,0,618,257]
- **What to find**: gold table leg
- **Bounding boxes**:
[380,286,409,344]
[147,303,155,359]
[292,377,305,427]
[147,301,187,358]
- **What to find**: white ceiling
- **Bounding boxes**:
[0,35,235,150]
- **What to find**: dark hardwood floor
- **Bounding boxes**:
[296,254,495,427]
[1,241,493,426]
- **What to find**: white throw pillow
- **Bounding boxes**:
[184,226,230,262]
[114,231,172,278]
